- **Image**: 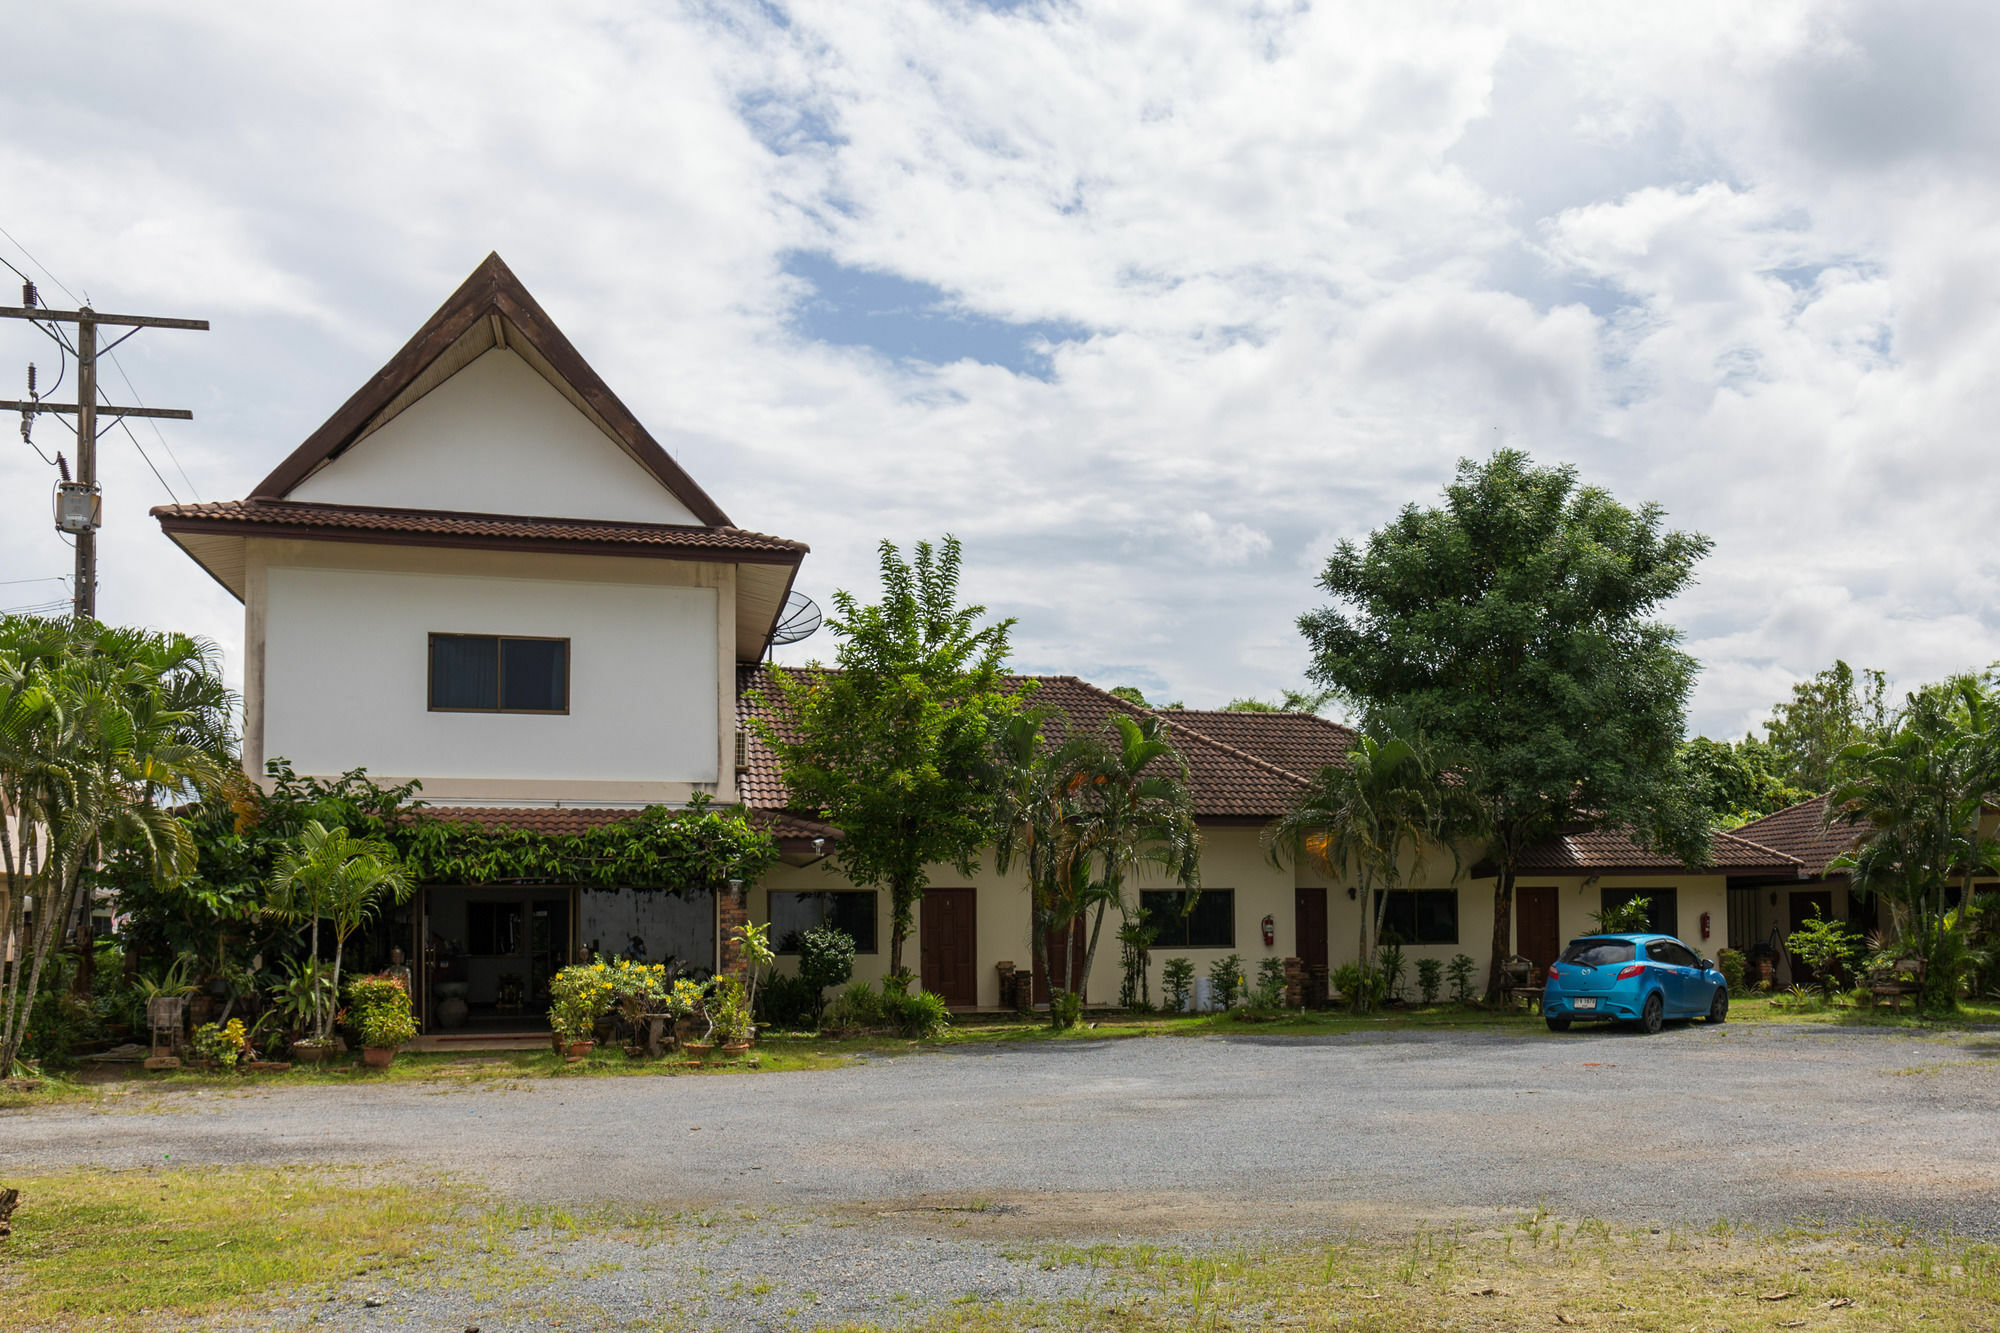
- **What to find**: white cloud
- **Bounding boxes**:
[3,0,1999,738]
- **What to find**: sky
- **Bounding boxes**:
[3,0,1999,739]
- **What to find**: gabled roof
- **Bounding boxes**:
[735,664,1317,822]
[251,253,731,526]
[1512,825,1804,876]
[1160,708,1359,781]
[152,499,807,562]
[1728,795,1858,879]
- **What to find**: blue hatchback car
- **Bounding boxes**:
[1542,933,1729,1034]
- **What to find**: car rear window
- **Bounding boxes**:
[1559,939,1635,966]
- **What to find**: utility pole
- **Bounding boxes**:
[1,286,207,620]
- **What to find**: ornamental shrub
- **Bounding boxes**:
[756,972,818,1031]
[548,960,619,1043]
[1416,957,1443,1004]
[347,976,416,1050]
[1252,957,1288,1010]
[1207,954,1244,1009]
[798,926,857,1017]
[1446,953,1478,1005]
[1715,948,1747,994]
[1161,958,1196,1013]
[888,987,951,1038]
[1048,989,1083,1029]
[190,1018,248,1068]
[822,980,883,1030]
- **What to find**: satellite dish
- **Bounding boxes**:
[768,591,822,651]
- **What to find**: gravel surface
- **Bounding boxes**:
[9,1023,2000,1328]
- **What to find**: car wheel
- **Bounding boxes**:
[1636,992,1664,1035]
[1705,987,1728,1024]
[1545,1015,1571,1033]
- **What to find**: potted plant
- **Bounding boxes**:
[348,976,416,1068]
[604,957,671,1058]
[713,977,753,1056]
[673,977,715,1061]
[188,1018,247,1070]
[548,960,616,1060]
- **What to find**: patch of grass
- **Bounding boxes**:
[0,1166,467,1329]
[828,1217,2000,1331]
[1726,994,2000,1029]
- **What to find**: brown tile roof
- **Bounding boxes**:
[152,498,808,561]
[419,804,840,845]
[1728,795,1859,878]
[735,664,1314,821]
[1513,825,1804,875]
[1161,708,1358,779]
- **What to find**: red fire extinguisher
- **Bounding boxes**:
[1261,915,1275,948]
[1700,911,1712,941]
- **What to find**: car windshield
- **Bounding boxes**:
[1559,939,1635,967]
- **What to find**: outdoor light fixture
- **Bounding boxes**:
[1347,886,1357,900]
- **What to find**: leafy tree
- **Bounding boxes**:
[1298,450,1712,1000]
[268,820,413,1043]
[1107,686,1152,707]
[0,616,231,1074]
[1826,674,2000,1013]
[1265,731,1481,1012]
[1765,660,1892,794]
[1677,735,1810,828]
[1786,908,1861,998]
[989,711,1102,1021]
[1222,686,1338,714]
[754,537,1017,978]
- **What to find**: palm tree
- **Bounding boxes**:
[990,711,1100,1014]
[1825,675,2000,1013]
[1072,713,1200,998]
[0,617,229,1073]
[269,820,414,1043]
[1265,731,1478,1012]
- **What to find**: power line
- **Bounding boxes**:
[104,351,199,500]
[0,575,68,588]
[0,223,81,305]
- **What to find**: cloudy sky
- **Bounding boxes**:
[3,1,1997,738]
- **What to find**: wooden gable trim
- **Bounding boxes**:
[250,253,733,527]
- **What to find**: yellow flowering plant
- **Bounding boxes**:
[190,1018,248,1068]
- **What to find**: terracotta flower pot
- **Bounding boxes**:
[682,1042,715,1062]
[719,1041,751,1057]
[564,1041,595,1060]
[362,1047,396,1068]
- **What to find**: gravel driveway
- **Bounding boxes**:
[11,1023,1999,1237]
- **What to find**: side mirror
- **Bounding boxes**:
[1701,959,1715,972]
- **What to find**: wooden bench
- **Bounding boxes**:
[1868,958,1925,1011]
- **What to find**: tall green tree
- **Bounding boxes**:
[1265,731,1482,1011]
[0,617,231,1073]
[754,537,1017,978]
[1298,451,1711,1000]
[1222,686,1338,714]
[1072,714,1201,997]
[1677,735,1810,828]
[1765,660,1892,794]
[989,711,1098,1014]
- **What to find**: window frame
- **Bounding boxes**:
[1601,887,1679,938]
[769,890,880,956]
[1139,888,1235,950]
[427,632,571,716]
[1372,888,1460,946]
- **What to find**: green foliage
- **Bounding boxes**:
[1252,957,1288,1009]
[1048,989,1083,1029]
[710,976,753,1043]
[823,980,882,1030]
[755,972,819,1031]
[190,1018,248,1068]
[886,985,951,1038]
[1378,936,1407,1002]
[1117,913,1157,1009]
[797,925,857,1015]
[1207,954,1244,1009]
[1222,686,1337,715]
[753,536,1018,977]
[406,795,775,892]
[1107,686,1151,707]
[1766,660,1892,794]
[815,977,949,1037]
[1297,450,1711,999]
[346,977,416,1050]
[269,820,413,1044]
[1677,735,1812,828]
[1416,957,1442,1004]
[1787,909,1862,998]
[1160,957,1195,1013]
[1591,896,1652,934]
[547,961,619,1042]
[1715,948,1747,994]
[1,615,235,1073]
[1446,953,1477,1005]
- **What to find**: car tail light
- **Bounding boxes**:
[1546,965,1559,980]
[1617,963,1646,979]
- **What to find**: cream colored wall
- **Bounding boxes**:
[289,348,701,525]
[1514,875,1732,963]
[250,538,736,802]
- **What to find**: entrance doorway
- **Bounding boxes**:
[420,885,573,1033]
[1515,886,1561,974]
[1294,888,1328,971]
[920,888,978,1007]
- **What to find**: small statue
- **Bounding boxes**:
[382,947,412,995]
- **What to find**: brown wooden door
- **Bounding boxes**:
[920,889,978,1008]
[1516,886,1561,975]
[1294,888,1328,970]
[1031,919,1088,1004]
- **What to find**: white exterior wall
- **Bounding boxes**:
[259,552,722,796]
[289,348,701,525]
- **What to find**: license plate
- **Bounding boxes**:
[1573,998,1597,1010]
